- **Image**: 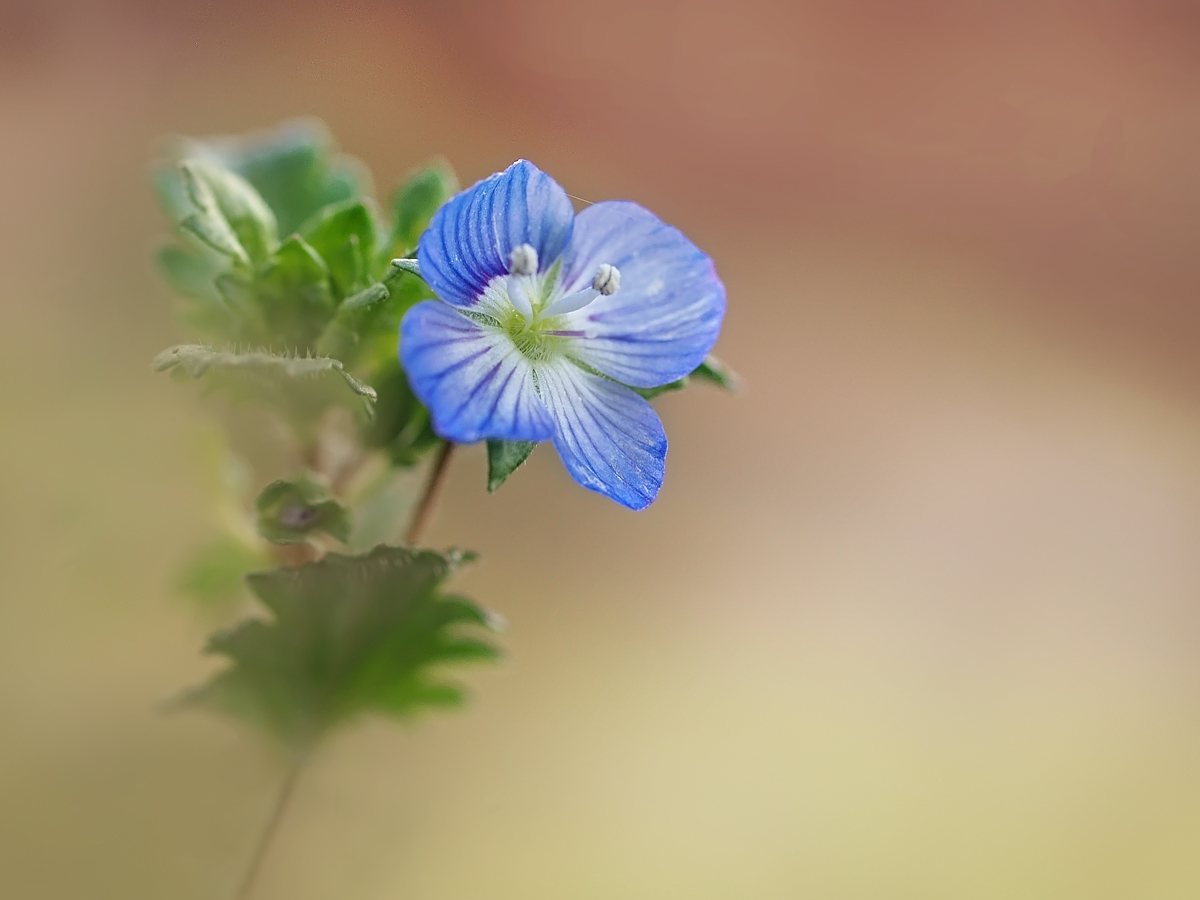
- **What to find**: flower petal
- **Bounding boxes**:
[537,361,667,510]
[417,160,575,308]
[400,301,555,443]
[558,201,725,388]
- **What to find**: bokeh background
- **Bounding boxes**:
[4,1,1200,897]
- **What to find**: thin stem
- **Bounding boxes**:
[235,761,305,900]
[405,441,456,545]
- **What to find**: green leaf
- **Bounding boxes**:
[157,244,242,341]
[363,360,442,467]
[152,344,377,422]
[300,200,380,297]
[387,163,458,258]
[255,235,337,352]
[177,546,500,751]
[180,159,279,266]
[313,282,391,363]
[487,440,537,492]
[157,244,222,302]
[256,474,352,544]
[212,118,369,237]
[692,354,739,391]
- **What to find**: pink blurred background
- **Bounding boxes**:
[3,1,1200,898]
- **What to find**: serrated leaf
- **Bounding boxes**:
[487,440,537,492]
[300,200,380,297]
[177,546,499,750]
[387,164,458,258]
[152,344,376,423]
[180,159,278,265]
[256,473,352,544]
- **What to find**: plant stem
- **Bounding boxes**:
[404,441,456,545]
[234,760,305,900]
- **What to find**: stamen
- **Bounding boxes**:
[508,243,538,276]
[593,263,620,295]
[507,275,534,322]
[506,244,539,323]
[539,263,621,318]
[540,287,596,318]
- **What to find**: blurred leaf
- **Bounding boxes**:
[692,354,739,391]
[256,473,352,544]
[256,235,337,352]
[177,536,269,611]
[339,281,390,313]
[157,244,222,303]
[157,244,241,340]
[486,440,536,493]
[177,545,500,751]
[364,360,443,467]
[387,163,458,259]
[209,118,369,236]
[314,282,390,363]
[300,200,380,297]
[152,344,377,424]
[180,159,278,266]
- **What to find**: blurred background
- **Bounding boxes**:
[3,1,1200,897]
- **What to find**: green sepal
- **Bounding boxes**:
[633,379,688,400]
[487,440,537,492]
[179,159,278,266]
[152,344,377,422]
[255,474,352,545]
[387,163,458,259]
[692,354,739,391]
[632,355,740,399]
[176,545,500,752]
[386,258,423,281]
[300,199,380,297]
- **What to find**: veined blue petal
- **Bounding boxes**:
[538,361,667,511]
[400,301,555,443]
[417,160,575,308]
[558,201,725,388]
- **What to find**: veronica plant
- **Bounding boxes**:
[152,120,733,899]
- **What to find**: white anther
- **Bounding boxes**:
[592,263,620,295]
[509,243,539,276]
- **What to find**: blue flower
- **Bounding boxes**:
[400,160,725,510]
